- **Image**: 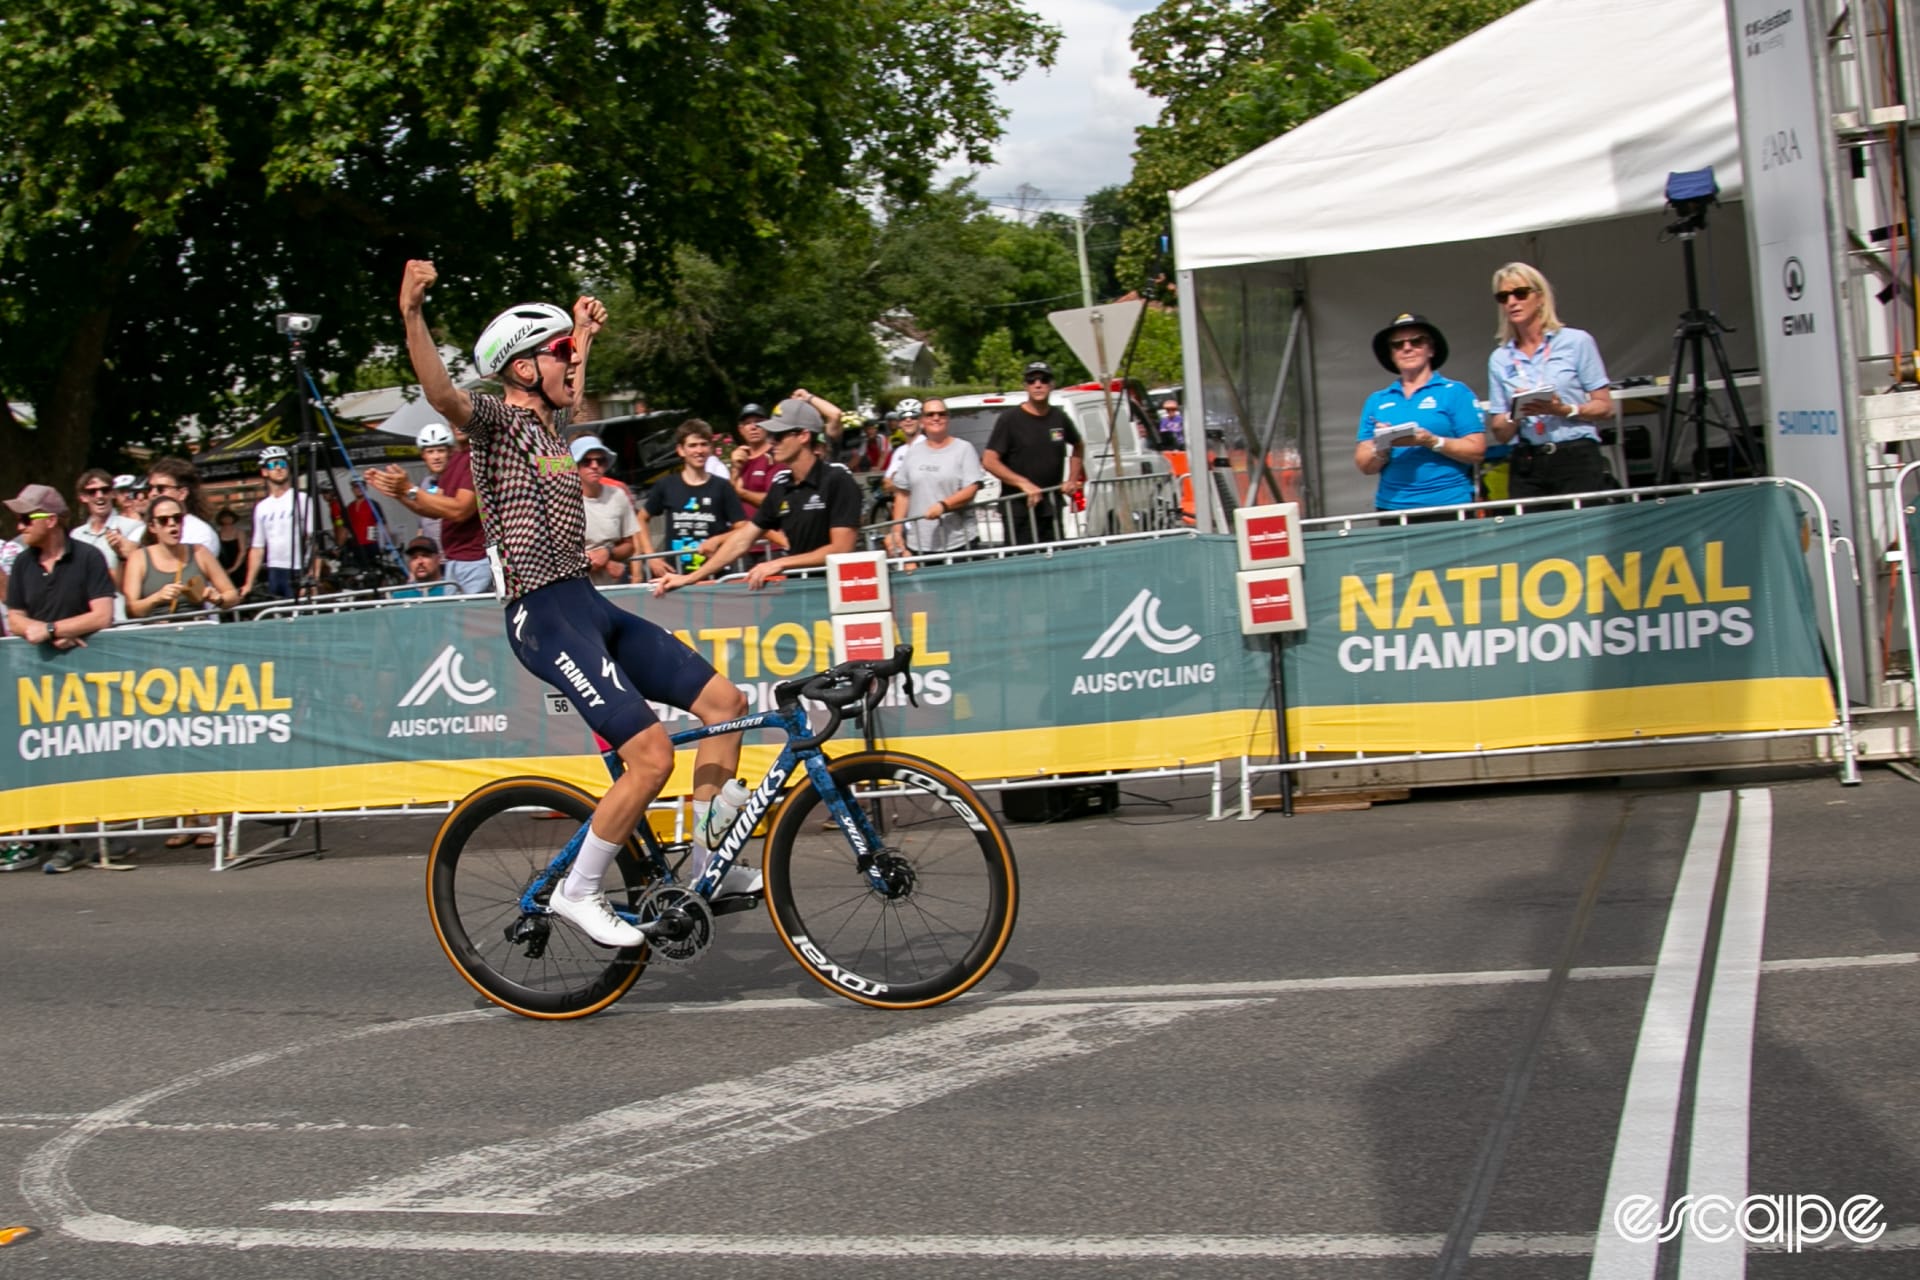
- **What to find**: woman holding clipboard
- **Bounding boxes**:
[1354,312,1485,520]
[1484,263,1615,499]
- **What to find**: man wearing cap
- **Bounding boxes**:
[984,360,1085,546]
[728,404,777,521]
[570,433,640,584]
[390,535,456,599]
[242,445,321,600]
[653,397,862,592]
[4,485,115,650]
[110,475,149,531]
[1353,313,1485,515]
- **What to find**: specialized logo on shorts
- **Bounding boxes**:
[600,657,626,691]
[1083,589,1201,659]
[398,645,497,707]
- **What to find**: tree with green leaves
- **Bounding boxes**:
[1115,0,1525,286]
[0,0,1058,497]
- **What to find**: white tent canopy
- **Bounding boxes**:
[1167,0,1757,518]
[1172,0,1743,271]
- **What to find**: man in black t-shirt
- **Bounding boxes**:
[983,360,1085,546]
[652,397,862,593]
[4,485,115,649]
[638,420,750,578]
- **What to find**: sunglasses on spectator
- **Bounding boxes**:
[922,410,949,418]
[17,511,55,527]
[1025,375,1052,385]
[150,513,183,526]
[150,481,186,493]
[406,549,436,559]
[1388,337,1431,350]
[263,461,289,471]
[80,485,112,496]
[576,455,609,468]
[1493,286,1536,303]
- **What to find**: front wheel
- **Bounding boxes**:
[427,777,654,1020]
[763,752,1018,1009]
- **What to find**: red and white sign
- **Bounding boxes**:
[1233,502,1302,569]
[1236,567,1306,635]
[831,612,896,664]
[826,550,890,615]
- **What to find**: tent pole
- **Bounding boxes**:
[1246,294,1305,505]
[1176,267,1218,532]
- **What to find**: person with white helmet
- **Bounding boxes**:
[883,397,926,493]
[396,259,754,947]
[367,418,489,592]
[241,444,321,600]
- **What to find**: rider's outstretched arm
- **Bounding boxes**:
[399,260,474,430]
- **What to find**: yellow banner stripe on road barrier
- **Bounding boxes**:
[1284,677,1836,754]
[0,711,1261,832]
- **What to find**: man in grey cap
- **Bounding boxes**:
[652,396,863,592]
[4,484,115,651]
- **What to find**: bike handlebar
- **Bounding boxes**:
[775,644,916,749]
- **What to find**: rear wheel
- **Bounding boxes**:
[427,777,654,1020]
[763,752,1018,1009]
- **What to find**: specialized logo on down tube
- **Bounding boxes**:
[398,645,497,707]
[1083,588,1202,659]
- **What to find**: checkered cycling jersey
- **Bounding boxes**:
[463,393,588,601]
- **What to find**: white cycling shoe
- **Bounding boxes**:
[712,863,763,900]
[548,886,645,948]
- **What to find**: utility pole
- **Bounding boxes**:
[1073,214,1094,309]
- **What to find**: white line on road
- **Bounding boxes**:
[1589,790,1732,1280]
[1680,789,1772,1279]
[269,1000,1260,1215]
[0,1119,413,1134]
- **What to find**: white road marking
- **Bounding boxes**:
[1589,790,1732,1280]
[270,1000,1258,1215]
[0,1118,411,1134]
[1680,789,1773,1278]
[46,1219,1920,1260]
[660,952,1914,1014]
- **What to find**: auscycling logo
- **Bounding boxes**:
[399,645,496,707]
[389,646,506,739]
[1083,589,1202,659]
[1073,588,1214,697]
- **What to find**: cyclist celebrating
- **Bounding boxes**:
[398,259,753,948]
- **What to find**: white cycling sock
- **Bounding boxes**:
[561,829,623,901]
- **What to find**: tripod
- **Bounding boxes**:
[283,331,344,601]
[1655,225,1762,484]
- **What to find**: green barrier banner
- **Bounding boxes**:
[3,541,1268,829]
[0,488,1839,831]
[1280,484,1837,752]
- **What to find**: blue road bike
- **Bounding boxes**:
[426,646,1019,1019]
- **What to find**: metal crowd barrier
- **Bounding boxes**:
[858,473,1184,554]
[1237,476,1863,815]
[1892,460,1920,764]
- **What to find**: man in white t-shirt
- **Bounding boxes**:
[570,434,639,584]
[241,446,319,599]
[885,397,984,557]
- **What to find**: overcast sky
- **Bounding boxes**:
[933,0,1162,214]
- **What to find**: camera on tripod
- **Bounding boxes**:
[1664,167,1719,237]
[275,312,322,336]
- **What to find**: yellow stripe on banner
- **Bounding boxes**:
[0,712,1265,833]
[1283,677,1837,754]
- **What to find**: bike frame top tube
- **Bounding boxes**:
[664,702,812,751]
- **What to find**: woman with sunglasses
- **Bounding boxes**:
[1485,263,1615,500]
[123,497,240,619]
[1353,312,1485,517]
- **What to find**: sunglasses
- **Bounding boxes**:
[150,482,186,493]
[1388,337,1431,350]
[263,461,289,471]
[532,335,576,361]
[922,411,949,418]
[1025,376,1053,386]
[406,549,437,559]
[18,511,55,524]
[80,485,112,496]
[150,513,183,526]
[1494,286,1536,304]
[576,455,609,468]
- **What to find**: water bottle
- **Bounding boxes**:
[700,778,751,851]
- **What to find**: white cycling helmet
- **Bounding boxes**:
[472,302,573,379]
[417,423,455,448]
[895,398,923,419]
[258,446,290,464]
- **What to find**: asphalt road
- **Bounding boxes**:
[1,765,1915,1279]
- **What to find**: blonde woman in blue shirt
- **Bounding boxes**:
[1484,262,1615,498]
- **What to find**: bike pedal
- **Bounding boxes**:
[708,892,762,917]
